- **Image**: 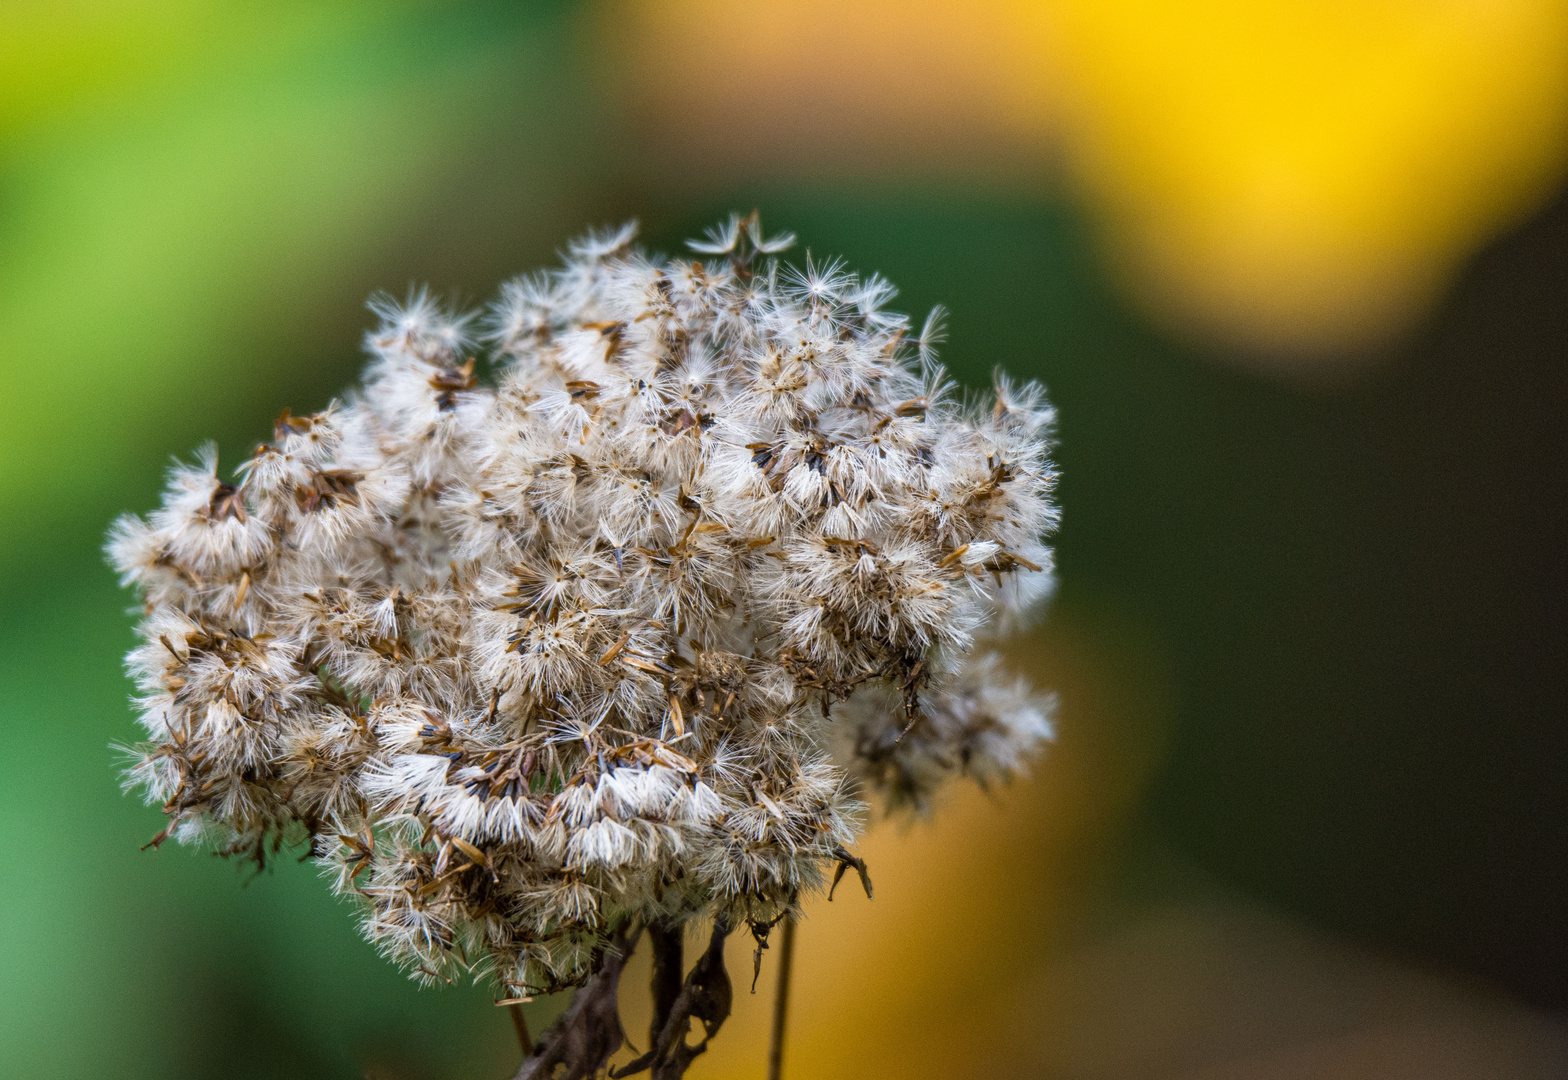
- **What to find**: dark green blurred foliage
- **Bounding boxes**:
[2,5,1565,1074]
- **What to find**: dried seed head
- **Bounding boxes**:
[108,215,1058,998]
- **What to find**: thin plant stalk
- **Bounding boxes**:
[767,917,797,1080]
[508,1002,533,1056]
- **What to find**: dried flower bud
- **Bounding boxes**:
[108,213,1058,1002]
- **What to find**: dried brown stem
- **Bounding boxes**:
[508,1002,533,1057]
[647,923,686,1053]
[766,917,796,1080]
[514,923,639,1080]
[611,916,732,1080]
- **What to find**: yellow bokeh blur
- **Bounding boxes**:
[1049,0,1568,364]
[603,0,1568,369]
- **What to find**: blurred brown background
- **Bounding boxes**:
[1,2,1565,1077]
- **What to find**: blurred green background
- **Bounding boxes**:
[3,2,1566,1077]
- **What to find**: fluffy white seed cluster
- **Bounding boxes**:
[109,216,1057,998]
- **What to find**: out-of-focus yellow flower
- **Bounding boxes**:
[1049,0,1568,369]
[601,0,1568,372]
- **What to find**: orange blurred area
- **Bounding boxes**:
[598,0,1568,372]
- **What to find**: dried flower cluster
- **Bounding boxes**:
[109,215,1056,1067]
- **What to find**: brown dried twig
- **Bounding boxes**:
[514,922,640,1080]
[611,917,733,1079]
